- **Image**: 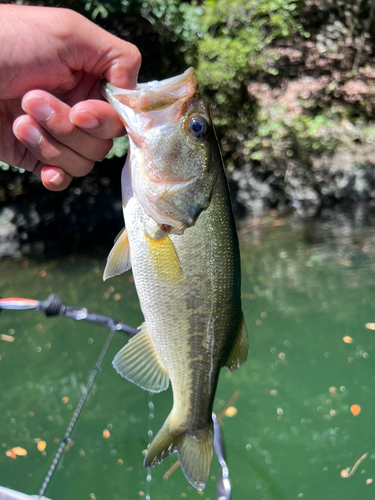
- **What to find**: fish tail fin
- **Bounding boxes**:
[177,427,214,490]
[144,417,214,490]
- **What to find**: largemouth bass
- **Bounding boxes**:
[102,68,248,490]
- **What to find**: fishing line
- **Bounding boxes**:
[1,294,232,499]
[38,325,117,500]
[145,394,154,500]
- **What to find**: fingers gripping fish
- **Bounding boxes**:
[102,68,248,490]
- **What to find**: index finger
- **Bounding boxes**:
[70,99,126,139]
[60,10,142,89]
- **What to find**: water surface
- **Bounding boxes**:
[1,210,375,499]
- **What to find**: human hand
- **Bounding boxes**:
[0,4,141,190]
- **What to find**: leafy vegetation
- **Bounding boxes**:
[3,0,375,214]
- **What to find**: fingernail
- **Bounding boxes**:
[18,124,42,147]
[23,97,53,122]
[48,171,63,186]
[70,110,99,129]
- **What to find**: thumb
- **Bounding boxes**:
[62,10,141,89]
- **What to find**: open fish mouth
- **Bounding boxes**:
[101,68,214,229]
[101,68,197,124]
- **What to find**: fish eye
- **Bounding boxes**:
[187,116,208,139]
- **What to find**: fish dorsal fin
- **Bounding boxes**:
[145,231,182,284]
[225,314,249,371]
[103,228,131,281]
[113,323,169,393]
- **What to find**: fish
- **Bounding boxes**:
[101,68,248,490]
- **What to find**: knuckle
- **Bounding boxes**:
[47,147,64,166]
[59,127,77,144]
[127,44,142,71]
[86,140,113,161]
[16,150,36,173]
[74,160,95,177]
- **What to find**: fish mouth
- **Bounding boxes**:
[102,68,211,229]
[101,68,197,108]
[101,68,198,133]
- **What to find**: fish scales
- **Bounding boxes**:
[126,172,241,427]
[102,68,248,490]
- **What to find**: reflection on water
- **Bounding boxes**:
[1,207,375,499]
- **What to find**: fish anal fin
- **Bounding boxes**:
[103,228,131,281]
[112,323,169,393]
[144,418,213,491]
[225,314,249,371]
[145,231,182,284]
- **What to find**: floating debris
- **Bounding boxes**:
[6,446,28,458]
[103,429,110,439]
[366,478,373,485]
[340,453,368,478]
[336,258,352,267]
[365,323,375,331]
[61,397,69,404]
[1,334,15,342]
[350,404,361,417]
[343,336,353,344]
[37,441,47,452]
[163,460,180,480]
[224,406,238,418]
[13,447,28,456]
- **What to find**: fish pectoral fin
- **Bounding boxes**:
[144,418,213,491]
[225,314,249,371]
[112,323,169,393]
[103,228,131,281]
[145,231,182,284]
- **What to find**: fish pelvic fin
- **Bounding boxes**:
[113,323,169,393]
[144,418,214,491]
[103,228,131,281]
[145,230,182,284]
[225,313,249,371]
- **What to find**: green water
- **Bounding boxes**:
[1,211,375,499]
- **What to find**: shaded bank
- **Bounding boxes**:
[0,160,125,259]
[2,161,375,260]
